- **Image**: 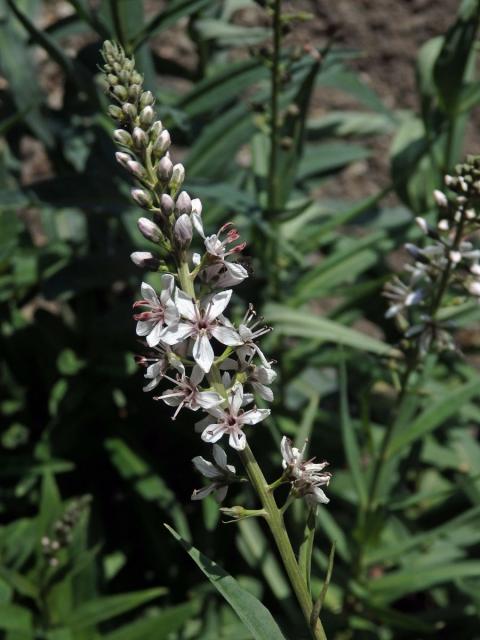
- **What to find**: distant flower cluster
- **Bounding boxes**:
[384,157,480,355]
[100,42,331,506]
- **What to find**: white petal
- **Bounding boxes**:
[310,487,330,504]
[146,321,163,347]
[225,261,248,280]
[161,273,175,294]
[192,456,219,479]
[143,377,160,392]
[212,444,228,469]
[211,324,242,346]
[136,319,155,337]
[192,212,205,239]
[241,408,270,425]
[204,289,232,322]
[193,334,214,373]
[191,484,215,500]
[190,364,205,386]
[280,436,293,464]
[229,429,246,451]
[229,383,243,415]
[256,366,276,384]
[215,485,228,503]
[196,391,223,409]
[252,382,273,402]
[141,282,159,305]
[175,289,197,321]
[201,423,226,444]
[160,322,195,345]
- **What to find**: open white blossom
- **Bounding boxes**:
[133,277,178,347]
[191,444,236,502]
[203,223,248,288]
[197,383,270,450]
[161,289,241,372]
[156,364,223,419]
[280,436,331,506]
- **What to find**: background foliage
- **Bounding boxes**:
[1,0,480,638]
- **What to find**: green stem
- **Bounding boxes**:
[177,258,195,297]
[239,443,327,640]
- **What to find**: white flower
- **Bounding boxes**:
[133,277,179,347]
[280,437,331,505]
[236,305,272,367]
[161,289,241,373]
[383,276,423,319]
[202,223,248,288]
[156,364,223,419]
[191,444,236,502]
[247,364,276,402]
[197,383,270,450]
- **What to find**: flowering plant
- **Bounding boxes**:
[101,40,331,640]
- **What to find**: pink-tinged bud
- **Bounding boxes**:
[139,106,154,127]
[122,103,137,118]
[157,155,173,182]
[113,129,132,146]
[175,190,192,216]
[140,91,154,108]
[174,214,193,249]
[170,163,185,195]
[191,198,202,216]
[433,189,448,208]
[468,280,480,296]
[132,126,148,148]
[127,160,147,180]
[153,130,171,157]
[115,152,131,169]
[131,188,152,208]
[138,217,162,243]
[130,251,160,270]
[160,194,174,217]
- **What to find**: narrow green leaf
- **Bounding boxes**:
[166,525,287,640]
[310,542,335,628]
[339,360,367,506]
[103,600,199,640]
[388,378,480,456]
[264,303,396,357]
[0,604,33,633]
[66,588,167,630]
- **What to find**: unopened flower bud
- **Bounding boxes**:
[174,214,193,248]
[170,163,185,195]
[157,155,173,182]
[438,219,449,231]
[415,217,428,235]
[127,160,147,180]
[115,151,131,169]
[128,84,141,100]
[449,250,462,264]
[445,175,455,186]
[150,121,163,137]
[140,91,154,108]
[468,280,480,296]
[132,126,148,148]
[131,71,142,84]
[175,191,192,216]
[140,106,155,128]
[107,74,118,86]
[153,130,171,158]
[130,251,160,270]
[160,194,174,217]
[108,105,124,120]
[122,103,137,118]
[131,188,152,208]
[138,217,162,243]
[433,189,448,208]
[113,129,132,146]
[113,85,128,101]
[405,243,422,260]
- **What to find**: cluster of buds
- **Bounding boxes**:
[101,42,331,507]
[41,496,91,567]
[384,157,480,356]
